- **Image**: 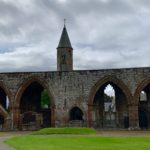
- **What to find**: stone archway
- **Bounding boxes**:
[69,106,84,127]
[134,77,150,104]
[0,82,12,130]
[15,77,55,130]
[134,77,150,129]
[69,107,83,121]
[88,76,132,128]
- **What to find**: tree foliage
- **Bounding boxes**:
[41,90,50,108]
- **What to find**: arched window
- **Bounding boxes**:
[140,91,147,101]
[70,107,83,121]
[104,84,116,112]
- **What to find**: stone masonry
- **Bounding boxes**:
[0,67,149,130]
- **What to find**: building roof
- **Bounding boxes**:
[57,25,72,49]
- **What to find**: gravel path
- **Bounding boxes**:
[0,132,31,150]
[96,130,150,137]
[0,136,15,150]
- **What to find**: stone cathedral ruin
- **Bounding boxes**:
[0,25,150,130]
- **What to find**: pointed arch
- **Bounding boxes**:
[15,77,55,108]
[88,76,132,105]
[87,76,132,127]
[134,77,150,129]
[0,81,12,109]
[134,77,150,104]
[69,106,84,121]
[0,81,11,130]
[15,76,56,128]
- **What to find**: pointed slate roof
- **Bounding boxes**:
[57,25,72,49]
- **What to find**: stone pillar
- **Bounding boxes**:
[88,104,93,127]
[51,106,55,127]
[12,107,20,130]
[128,104,139,129]
[4,107,13,131]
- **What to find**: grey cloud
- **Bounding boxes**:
[0,0,150,72]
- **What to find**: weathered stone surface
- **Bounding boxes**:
[0,67,149,130]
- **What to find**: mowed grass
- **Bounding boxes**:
[32,127,96,135]
[5,136,150,150]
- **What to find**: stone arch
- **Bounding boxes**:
[69,106,84,121]
[0,81,11,130]
[88,76,132,105]
[88,76,132,127]
[15,76,55,129]
[15,77,55,107]
[0,81,12,109]
[134,77,150,128]
[134,77,150,104]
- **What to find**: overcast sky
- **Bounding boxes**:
[0,0,150,72]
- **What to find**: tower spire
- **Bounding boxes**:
[57,22,73,71]
[57,21,72,49]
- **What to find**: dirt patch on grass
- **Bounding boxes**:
[0,130,150,137]
[96,130,150,137]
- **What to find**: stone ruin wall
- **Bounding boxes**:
[0,67,149,129]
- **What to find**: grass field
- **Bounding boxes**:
[5,135,150,150]
[32,127,96,135]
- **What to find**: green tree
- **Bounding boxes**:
[41,90,50,108]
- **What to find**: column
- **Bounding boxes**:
[88,104,93,127]
[128,104,139,129]
[12,107,20,130]
[51,105,55,127]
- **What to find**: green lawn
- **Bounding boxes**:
[32,127,96,135]
[5,136,150,150]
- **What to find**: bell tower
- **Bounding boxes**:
[57,22,73,71]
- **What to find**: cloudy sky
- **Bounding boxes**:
[0,0,150,72]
